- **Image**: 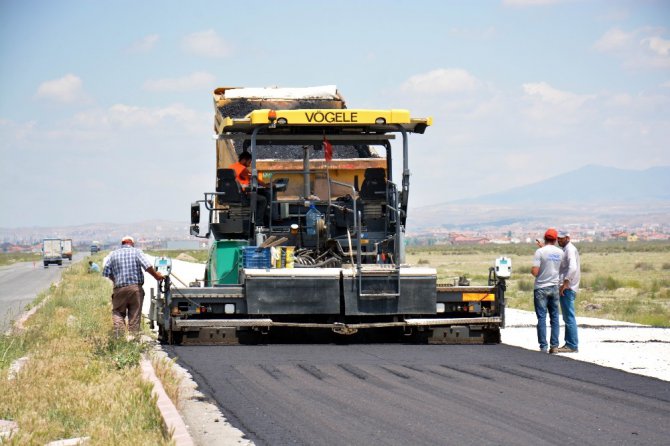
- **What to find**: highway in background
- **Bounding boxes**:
[169,342,670,446]
[0,253,85,333]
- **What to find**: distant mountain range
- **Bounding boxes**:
[410,165,670,229]
[0,220,191,245]
[453,165,670,205]
[3,165,668,241]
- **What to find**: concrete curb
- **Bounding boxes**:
[141,355,195,446]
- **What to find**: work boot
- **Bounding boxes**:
[557,345,578,353]
[549,346,558,354]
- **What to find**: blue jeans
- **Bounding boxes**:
[534,286,560,351]
[560,289,579,349]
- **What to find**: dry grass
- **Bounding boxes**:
[0,259,172,445]
[151,356,183,408]
[407,241,670,326]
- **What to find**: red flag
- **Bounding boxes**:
[323,135,332,162]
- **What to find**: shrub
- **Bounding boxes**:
[662,263,670,270]
[634,262,654,271]
[516,265,532,274]
[417,258,430,265]
[517,279,534,292]
[588,275,622,291]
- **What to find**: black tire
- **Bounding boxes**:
[167,329,183,345]
[483,328,501,344]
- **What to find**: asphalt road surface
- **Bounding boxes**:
[169,342,670,446]
[0,253,85,333]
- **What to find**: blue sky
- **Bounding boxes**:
[1,0,668,228]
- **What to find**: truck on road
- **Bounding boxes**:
[61,238,73,261]
[90,241,101,254]
[152,86,508,345]
[43,238,63,268]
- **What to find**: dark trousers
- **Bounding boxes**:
[111,284,144,336]
[244,190,269,226]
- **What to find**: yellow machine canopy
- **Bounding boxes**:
[217,109,432,135]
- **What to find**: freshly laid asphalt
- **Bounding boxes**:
[168,342,670,446]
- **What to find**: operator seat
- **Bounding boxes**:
[359,168,387,231]
[211,168,250,238]
[216,168,243,203]
[359,168,386,201]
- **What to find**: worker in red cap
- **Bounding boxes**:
[531,228,564,353]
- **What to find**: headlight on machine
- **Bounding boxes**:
[224,303,236,314]
[436,303,446,313]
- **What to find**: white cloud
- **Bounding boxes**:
[0,118,36,141]
[127,34,159,53]
[594,27,670,69]
[661,80,670,88]
[90,103,207,134]
[35,74,87,103]
[181,30,231,58]
[401,68,479,94]
[143,71,216,92]
[522,82,593,108]
[521,82,595,131]
[644,36,670,57]
[593,28,632,52]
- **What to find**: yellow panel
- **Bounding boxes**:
[462,293,494,302]
[248,109,411,125]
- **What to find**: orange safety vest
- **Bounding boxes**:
[229,161,250,187]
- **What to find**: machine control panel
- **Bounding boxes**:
[495,257,512,279]
[154,256,172,276]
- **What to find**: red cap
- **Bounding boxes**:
[544,228,558,240]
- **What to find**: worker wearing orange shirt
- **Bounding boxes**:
[229,152,268,225]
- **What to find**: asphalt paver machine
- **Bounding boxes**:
[151,86,508,344]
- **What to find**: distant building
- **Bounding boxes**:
[450,234,489,245]
[611,231,628,241]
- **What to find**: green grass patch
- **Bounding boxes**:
[0,259,171,444]
[406,241,670,326]
[0,252,42,267]
[583,275,622,291]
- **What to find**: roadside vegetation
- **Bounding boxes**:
[0,256,172,445]
[146,249,208,263]
[0,252,42,267]
[407,241,670,327]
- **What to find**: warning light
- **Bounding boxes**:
[268,110,277,128]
